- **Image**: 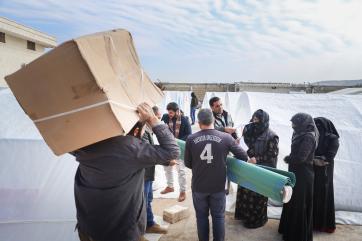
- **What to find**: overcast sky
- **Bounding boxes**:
[1,0,362,83]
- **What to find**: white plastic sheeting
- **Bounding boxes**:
[1,87,362,241]
[202,92,362,224]
[159,91,192,117]
[0,88,168,241]
[0,89,78,240]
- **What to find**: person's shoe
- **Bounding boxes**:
[321,227,336,233]
[160,187,174,194]
[146,223,168,234]
[139,236,149,241]
[178,191,186,202]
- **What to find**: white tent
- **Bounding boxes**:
[1,88,361,241]
[159,91,192,117]
[203,91,362,224]
[0,89,184,241]
[0,88,79,240]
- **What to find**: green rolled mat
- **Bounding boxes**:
[176,139,296,203]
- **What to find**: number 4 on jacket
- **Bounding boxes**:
[200,143,213,164]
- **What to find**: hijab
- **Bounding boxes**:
[291,113,319,148]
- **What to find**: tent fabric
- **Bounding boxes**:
[1,87,362,241]
[202,91,362,224]
[159,91,192,116]
[0,89,78,224]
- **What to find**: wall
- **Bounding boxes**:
[159,82,346,100]
[0,34,45,87]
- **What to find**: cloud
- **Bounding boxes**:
[1,0,362,82]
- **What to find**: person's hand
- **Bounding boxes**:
[236,138,241,145]
[248,157,257,164]
[137,103,159,127]
[169,160,177,166]
[284,156,290,164]
[224,127,236,134]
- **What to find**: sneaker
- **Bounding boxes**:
[146,223,168,234]
[160,186,174,194]
[178,191,186,202]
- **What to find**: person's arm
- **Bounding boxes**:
[325,135,339,163]
[130,103,180,167]
[184,137,192,169]
[180,117,192,141]
[288,134,316,164]
[228,136,248,161]
[262,136,279,166]
[215,125,226,133]
[132,124,180,167]
[247,148,255,158]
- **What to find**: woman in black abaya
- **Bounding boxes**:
[235,109,279,228]
[313,117,339,233]
[278,113,319,241]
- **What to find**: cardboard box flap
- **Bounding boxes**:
[74,29,163,133]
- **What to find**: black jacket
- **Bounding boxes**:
[71,124,180,241]
[142,131,155,181]
[161,114,192,141]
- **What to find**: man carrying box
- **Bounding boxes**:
[184,109,249,241]
[72,103,180,241]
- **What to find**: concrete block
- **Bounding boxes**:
[163,205,190,224]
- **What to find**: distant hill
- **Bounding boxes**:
[313,79,362,86]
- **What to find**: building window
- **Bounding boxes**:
[0,32,5,43]
[27,40,36,50]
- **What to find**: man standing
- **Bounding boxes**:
[142,106,169,234]
[184,109,248,241]
[190,92,198,125]
[209,96,239,194]
[161,102,192,202]
[72,103,180,241]
[209,97,238,139]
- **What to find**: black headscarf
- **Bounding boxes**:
[243,109,270,147]
[314,117,339,138]
[314,117,339,155]
[291,113,319,148]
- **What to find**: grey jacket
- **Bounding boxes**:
[71,124,180,241]
[213,110,238,139]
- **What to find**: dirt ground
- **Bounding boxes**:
[152,168,362,241]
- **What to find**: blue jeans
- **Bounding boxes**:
[192,191,226,241]
[190,107,196,124]
[144,180,155,227]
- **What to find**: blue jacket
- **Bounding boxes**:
[161,114,192,141]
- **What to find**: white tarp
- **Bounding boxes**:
[202,91,362,224]
[159,91,192,117]
[1,87,361,241]
[0,88,79,240]
[0,88,165,241]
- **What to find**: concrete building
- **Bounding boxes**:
[0,17,56,87]
[157,81,346,100]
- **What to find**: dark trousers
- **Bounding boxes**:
[192,191,226,241]
[190,107,196,124]
[144,180,155,227]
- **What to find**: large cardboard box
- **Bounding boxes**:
[5,29,163,155]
